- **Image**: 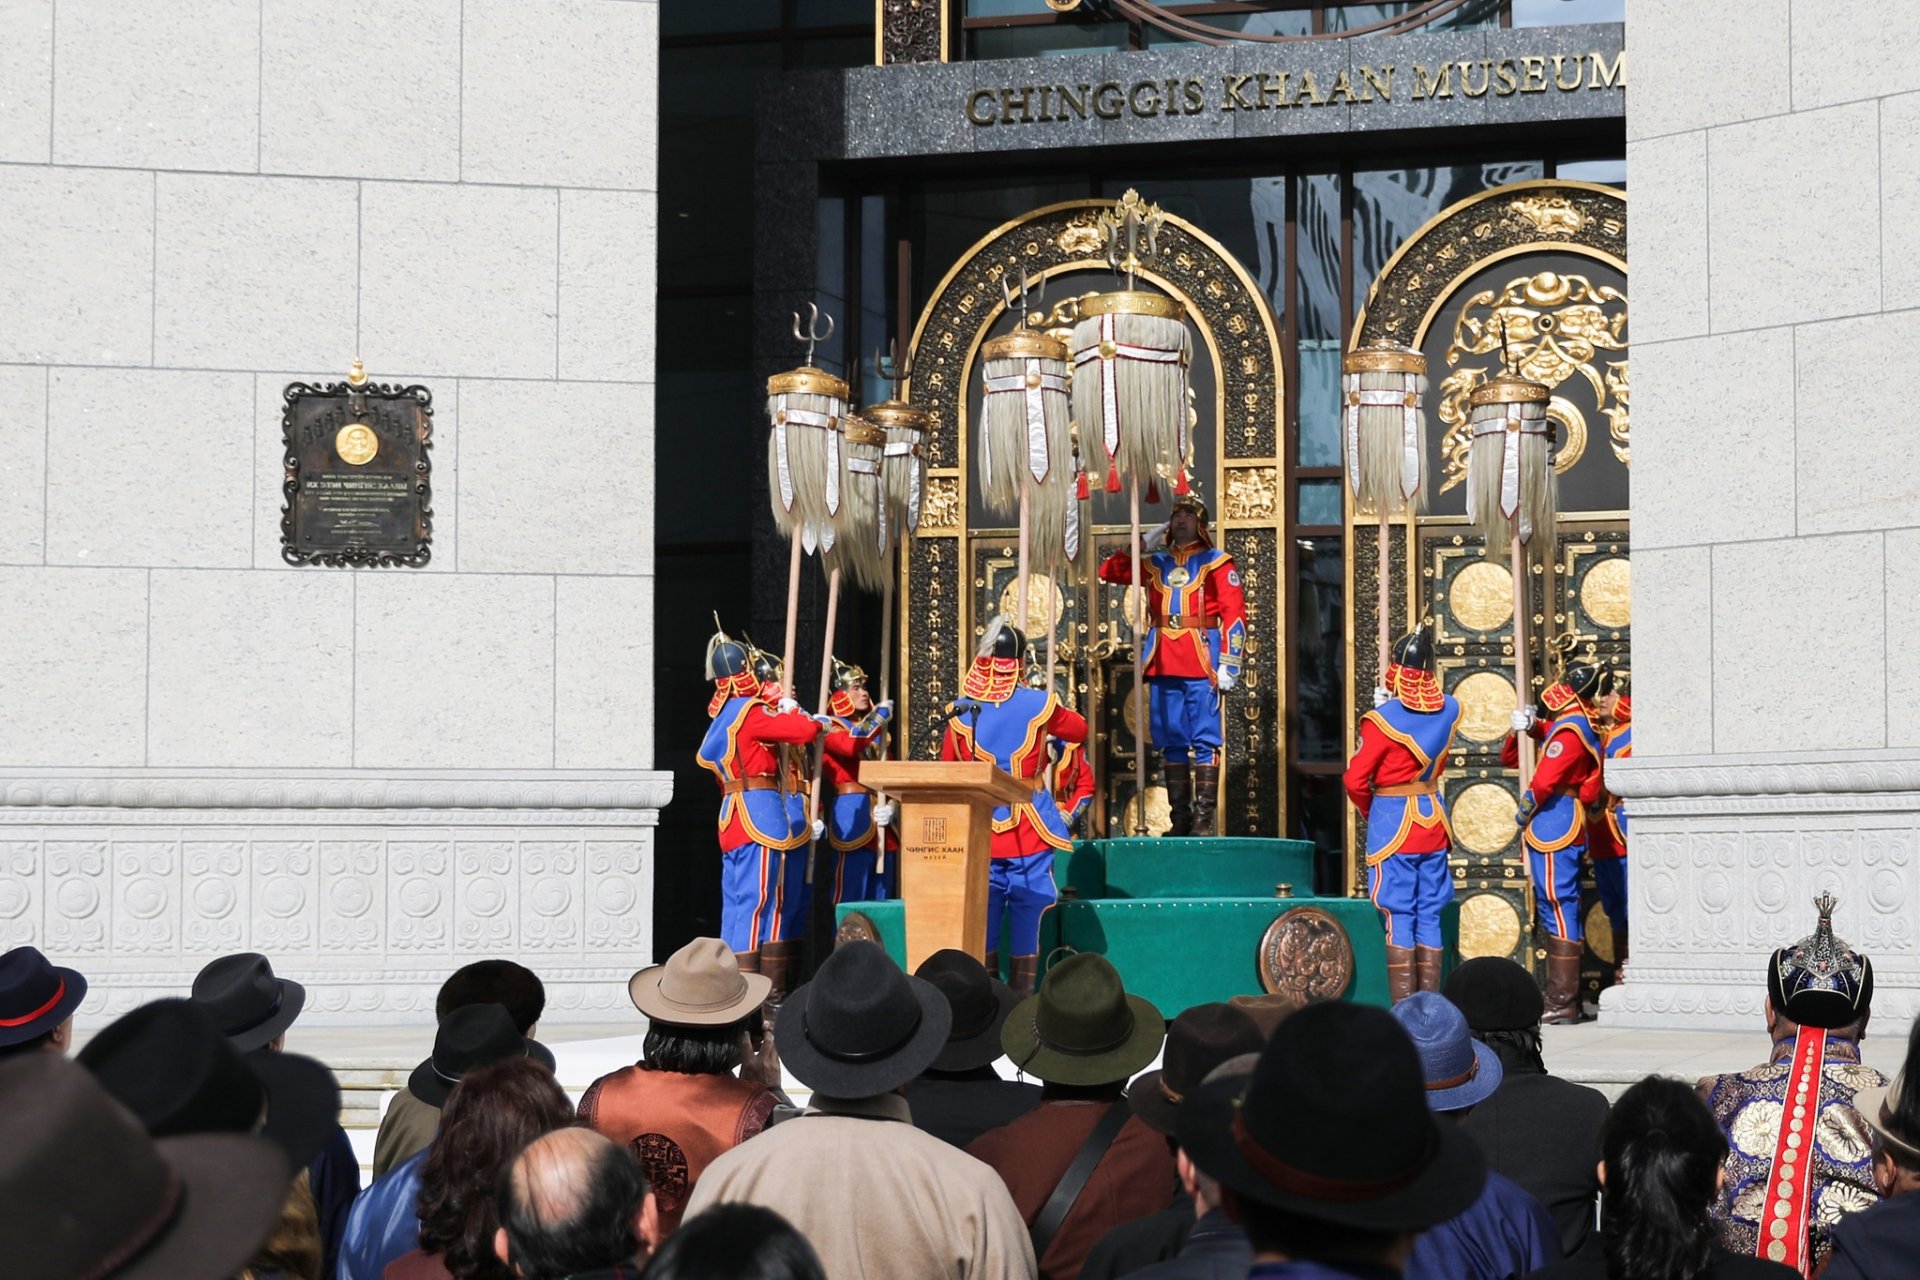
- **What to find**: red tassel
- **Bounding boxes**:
[1076,470,1090,500]
[1145,479,1161,504]
[1105,465,1122,494]
[1173,470,1190,496]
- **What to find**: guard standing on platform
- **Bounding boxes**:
[942,618,1088,997]
[817,656,898,904]
[1343,625,1462,1001]
[698,623,819,999]
[1589,672,1631,983]
[1096,491,1247,836]
[1502,652,1608,1024]
[1050,738,1095,836]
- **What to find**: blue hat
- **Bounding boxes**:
[1390,991,1503,1112]
[0,946,87,1047]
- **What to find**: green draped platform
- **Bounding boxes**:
[835,837,1457,1017]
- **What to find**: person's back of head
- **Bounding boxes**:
[642,1018,752,1075]
[647,1205,826,1280]
[1860,1013,1920,1196]
[439,960,547,1036]
[495,1128,654,1280]
[1601,1076,1727,1280]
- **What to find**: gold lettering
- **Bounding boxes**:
[1493,58,1519,95]
[1057,84,1090,119]
[1129,80,1163,116]
[1260,72,1290,108]
[1359,65,1394,101]
[1327,68,1360,104]
[1000,86,1034,124]
[1035,85,1054,121]
[1552,54,1583,91]
[1184,76,1205,114]
[1221,73,1255,111]
[1412,62,1454,100]
[1293,69,1325,107]
[1460,59,1493,98]
[1589,49,1625,89]
[1520,55,1548,93]
[1094,82,1124,119]
[966,89,998,126]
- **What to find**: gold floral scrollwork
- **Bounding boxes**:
[918,476,962,533]
[1508,194,1589,236]
[1055,213,1105,257]
[1436,270,1629,494]
[1223,465,1279,522]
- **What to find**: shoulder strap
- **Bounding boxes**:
[1030,1098,1131,1261]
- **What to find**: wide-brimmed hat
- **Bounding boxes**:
[1002,952,1165,1087]
[409,1002,556,1107]
[0,1054,290,1280]
[79,998,342,1169]
[1442,956,1545,1032]
[1129,1002,1265,1135]
[189,953,306,1052]
[1180,1000,1486,1231]
[1227,993,1302,1039]
[775,940,950,1097]
[0,945,87,1046]
[915,949,1021,1073]
[1390,991,1504,1112]
[629,938,771,1027]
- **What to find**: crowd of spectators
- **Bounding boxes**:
[2,918,1917,1280]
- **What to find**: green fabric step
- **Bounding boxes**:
[1063,837,1317,900]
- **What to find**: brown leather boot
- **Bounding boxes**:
[1009,955,1039,999]
[733,950,761,974]
[1614,924,1629,986]
[1414,945,1444,993]
[1386,945,1416,1003]
[1541,935,1585,1024]
[760,941,795,1004]
[1190,764,1220,836]
[1163,764,1193,836]
[985,950,1000,982]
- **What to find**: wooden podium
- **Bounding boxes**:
[859,761,1035,971]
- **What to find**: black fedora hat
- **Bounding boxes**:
[190,952,306,1052]
[1002,952,1165,1087]
[1180,1000,1485,1231]
[776,941,951,1097]
[410,1002,556,1108]
[79,998,342,1169]
[0,945,87,1046]
[915,948,1021,1073]
[0,1053,290,1280]
[1128,1002,1264,1135]
[1442,956,1545,1033]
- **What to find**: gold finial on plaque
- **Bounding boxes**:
[347,358,368,387]
[1097,188,1168,285]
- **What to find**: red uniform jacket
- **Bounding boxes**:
[1051,741,1095,821]
[819,711,897,854]
[1502,714,1604,851]
[1342,709,1456,857]
[704,698,820,852]
[1096,540,1247,680]
[942,690,1088,857]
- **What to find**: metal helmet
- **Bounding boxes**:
[1389,624,1436,674]
[829,656,868,693]
[1562,656,1608,702]
[1170,489,1210,525]
[705,615,751,681]
[745,637,783,686]
[978,615,1028,662]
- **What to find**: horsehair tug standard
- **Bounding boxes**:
[1342,340,1429,683]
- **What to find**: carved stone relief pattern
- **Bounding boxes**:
[46,840,108,954]
[586,841,648,951]
[0,841,39,948]
[254,841,318,954]
[115,841,178,954]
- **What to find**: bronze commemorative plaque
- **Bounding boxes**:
[281,365,433,566]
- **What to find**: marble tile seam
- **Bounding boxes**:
[0,158,657,196]
[1626,299,1920,347]
[0,361,656,388]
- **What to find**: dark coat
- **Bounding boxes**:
[1821,1189,1920,1280]
[1460,1049,1608,1257]
[906,1066,1043,1148]
[1128,1208,1250,1280]
[1080,1202,1193,1280]
[311,1123,363,1280]
[1525,1243,1798,1280]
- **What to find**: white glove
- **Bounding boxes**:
[1510,709,1535,733]
[1372,686,1391,707]
[811,818,826,840]
[875,699,895,720]
[1216,670,1236,692]
[872,803,897,828]
[1142,520,1169,549]
[777,697,800,715]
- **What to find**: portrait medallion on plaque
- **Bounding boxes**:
[281,362,433,567]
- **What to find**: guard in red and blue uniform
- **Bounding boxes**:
[817,656,897,905]
[941,619,1088,997]
[1097,491,1247,835]
[1589,675,1631,981]
[1344,626,1461,1002]
[1050,737,1095,835]
[697,625,818,1000]
[1502,655,1608,1024]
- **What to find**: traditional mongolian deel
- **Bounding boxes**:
[817,656,897,906]
[1097,491,1246,836]
[1344,626,1460,1001]
[1049,738,1095,835]
[941,619,1088,996]
[1700,896,1884,1276]
[1589,679,1631,974]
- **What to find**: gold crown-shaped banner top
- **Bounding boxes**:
[1468,372,1551,408]
[1099,187,1169,278]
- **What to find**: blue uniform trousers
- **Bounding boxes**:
[775,843,811,942]
[1148,676,1223,765]
[1530,843,1586,941]
[1592,856,1627,929]
[834,846,894,904]
[1367,851,1452,949]
[987,852,1056,957]
[720,842,789,951]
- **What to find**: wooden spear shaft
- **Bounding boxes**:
[1131,480,1147,834]
[782,534,803,701]
[1511,531,1538,922]
[1378,508,1392,687]
[875,560,895,878]
[805,567,842,886]
[1017,481,1032,638]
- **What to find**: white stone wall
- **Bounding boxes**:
[0,0,666,1023]
[1608,0,1920,1026]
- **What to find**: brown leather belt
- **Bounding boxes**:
[720,776,780,795]
[1375,782,1439,798]
[833,782,866,796]
[1151,612,1220,630]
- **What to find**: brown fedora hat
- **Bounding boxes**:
[0,1053,290,1280]
[629,938,772,1027]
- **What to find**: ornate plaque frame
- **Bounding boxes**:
[281,379,435,568]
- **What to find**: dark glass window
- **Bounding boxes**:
[1512,0,1623,25]
[1292,537,1346,763]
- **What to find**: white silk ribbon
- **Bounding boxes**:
[984,361,1067,483]
[1074,314,1184,458]
[1343,382,1423,501]
[775,405,836,515]
[1470,410,1550,542]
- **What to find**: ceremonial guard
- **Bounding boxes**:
[942,618,1088,996]
[1096,491,1246,835]
[1501,651,1607,1023]
[1343,626,1462,1001]
[698,624,819,999]
[1050,738,1095,836]
[817,656,898,905]
[1699,896,1885,1274]
[1589,673,1631,981]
